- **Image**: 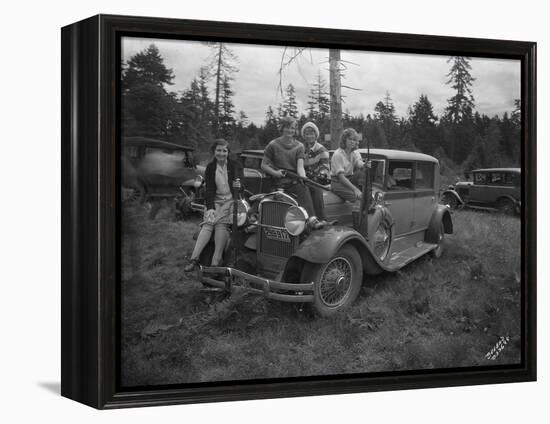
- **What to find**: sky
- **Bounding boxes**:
[122,37,521,126]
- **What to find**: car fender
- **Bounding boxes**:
[244,233,256,250]
[441,188,464,205]
[426,204,453,243]
[291,225,386,275]
[496,194,520,207]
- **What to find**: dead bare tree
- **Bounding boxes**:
[278,47,360,149]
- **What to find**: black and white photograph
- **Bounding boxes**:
[4,0,546,421]
[120,36,524,387]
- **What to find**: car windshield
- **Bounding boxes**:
[369,159,385,187]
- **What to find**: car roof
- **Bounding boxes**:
[123,136,195,151]
[354,148,438,163]
[472,168,521,173]
[241,147,439,164]
[240,149,264,157]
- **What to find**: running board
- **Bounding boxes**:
[387,242,437,269]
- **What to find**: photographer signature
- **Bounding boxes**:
[485,336,510,361]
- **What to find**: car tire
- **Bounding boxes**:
[123,182,147,206]
[441,193,458,209]
[496,198,515,215]
[372,217,393,263]
[430,222,445,258]
[302,244,363,317]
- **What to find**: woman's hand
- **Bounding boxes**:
[232,179,242,189]
[272,169,286,178]
[204,209,216,224]
[354,188,363,200]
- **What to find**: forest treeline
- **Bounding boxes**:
[122,44,520,175]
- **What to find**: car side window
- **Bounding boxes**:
[474,173,487,185]
[416,162,435,189]
[243,157,261,169]
[387,161,414,190]
[489,172,504,185]
[504,173,518,186]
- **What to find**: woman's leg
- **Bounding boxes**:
[288,183,315,217]
[211,224,230,266]
[309,186,325,220]
[189,224,213,262]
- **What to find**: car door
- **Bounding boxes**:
[384,160,415,236]
[413,161,437,231]
[468,172,489,205]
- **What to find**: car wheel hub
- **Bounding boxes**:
[319,258,352,307]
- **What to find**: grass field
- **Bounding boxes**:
[121,204,521,386]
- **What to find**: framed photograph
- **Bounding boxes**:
[61,14,536,409]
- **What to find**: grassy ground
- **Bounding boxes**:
[121,204,521,387]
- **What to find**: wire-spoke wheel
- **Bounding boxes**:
[373,219,392,262]
[430,222,445,258]
[123,182,146,206]
[303,245,363,317]
[496,198,515,215]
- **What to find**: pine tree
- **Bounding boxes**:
[206,43,239,134]
[307,72,330,121]
[374,91,398,147]
[444,56,475,123]
[218,74,236,139]
[408,94,439,153]
[121,44,178,138]
[260,106,280,146]
[122,44,174,89]
[282,84,299,119]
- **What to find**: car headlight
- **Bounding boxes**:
[372,191,384,205]
[284,206,309,236]
[193,175,204,189]
[228,199,250,227]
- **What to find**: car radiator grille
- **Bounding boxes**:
[259,201,297,258]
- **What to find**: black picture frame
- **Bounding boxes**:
[61,14,536,409]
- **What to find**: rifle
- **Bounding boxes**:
[358,138,371,237]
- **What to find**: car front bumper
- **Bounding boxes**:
[198,266,315,302]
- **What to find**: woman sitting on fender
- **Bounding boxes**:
[330,128,366,208]
[184,139,243,271]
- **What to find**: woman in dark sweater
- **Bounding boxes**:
[184,139,243,271]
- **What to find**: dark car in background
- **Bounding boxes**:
[239,149,274,195]
[122,137,205,213]
[441,168,521,214]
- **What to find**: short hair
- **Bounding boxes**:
[279,115,296,131]
[210,138,230,154]
[339,128,359,149]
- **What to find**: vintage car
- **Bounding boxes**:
[122,136,205,213]
[239,149,275,195]
[440,168,521,214]
[195,148,453,316]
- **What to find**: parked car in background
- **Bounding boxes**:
[122,137,205,215]
[441,168,521,215]
[197,149,453,316]
[238,149,275,195]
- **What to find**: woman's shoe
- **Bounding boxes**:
[184,258,199,272]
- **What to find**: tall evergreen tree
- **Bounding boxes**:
[122,44,174,89]
[374,91,398,147]
[282,83,299,119]
[444,56,475,123]
[307,72,330,121]
[218,74,236,140]
[121,44,178,138]
[408,94,439,153]
[206,43,238,134]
